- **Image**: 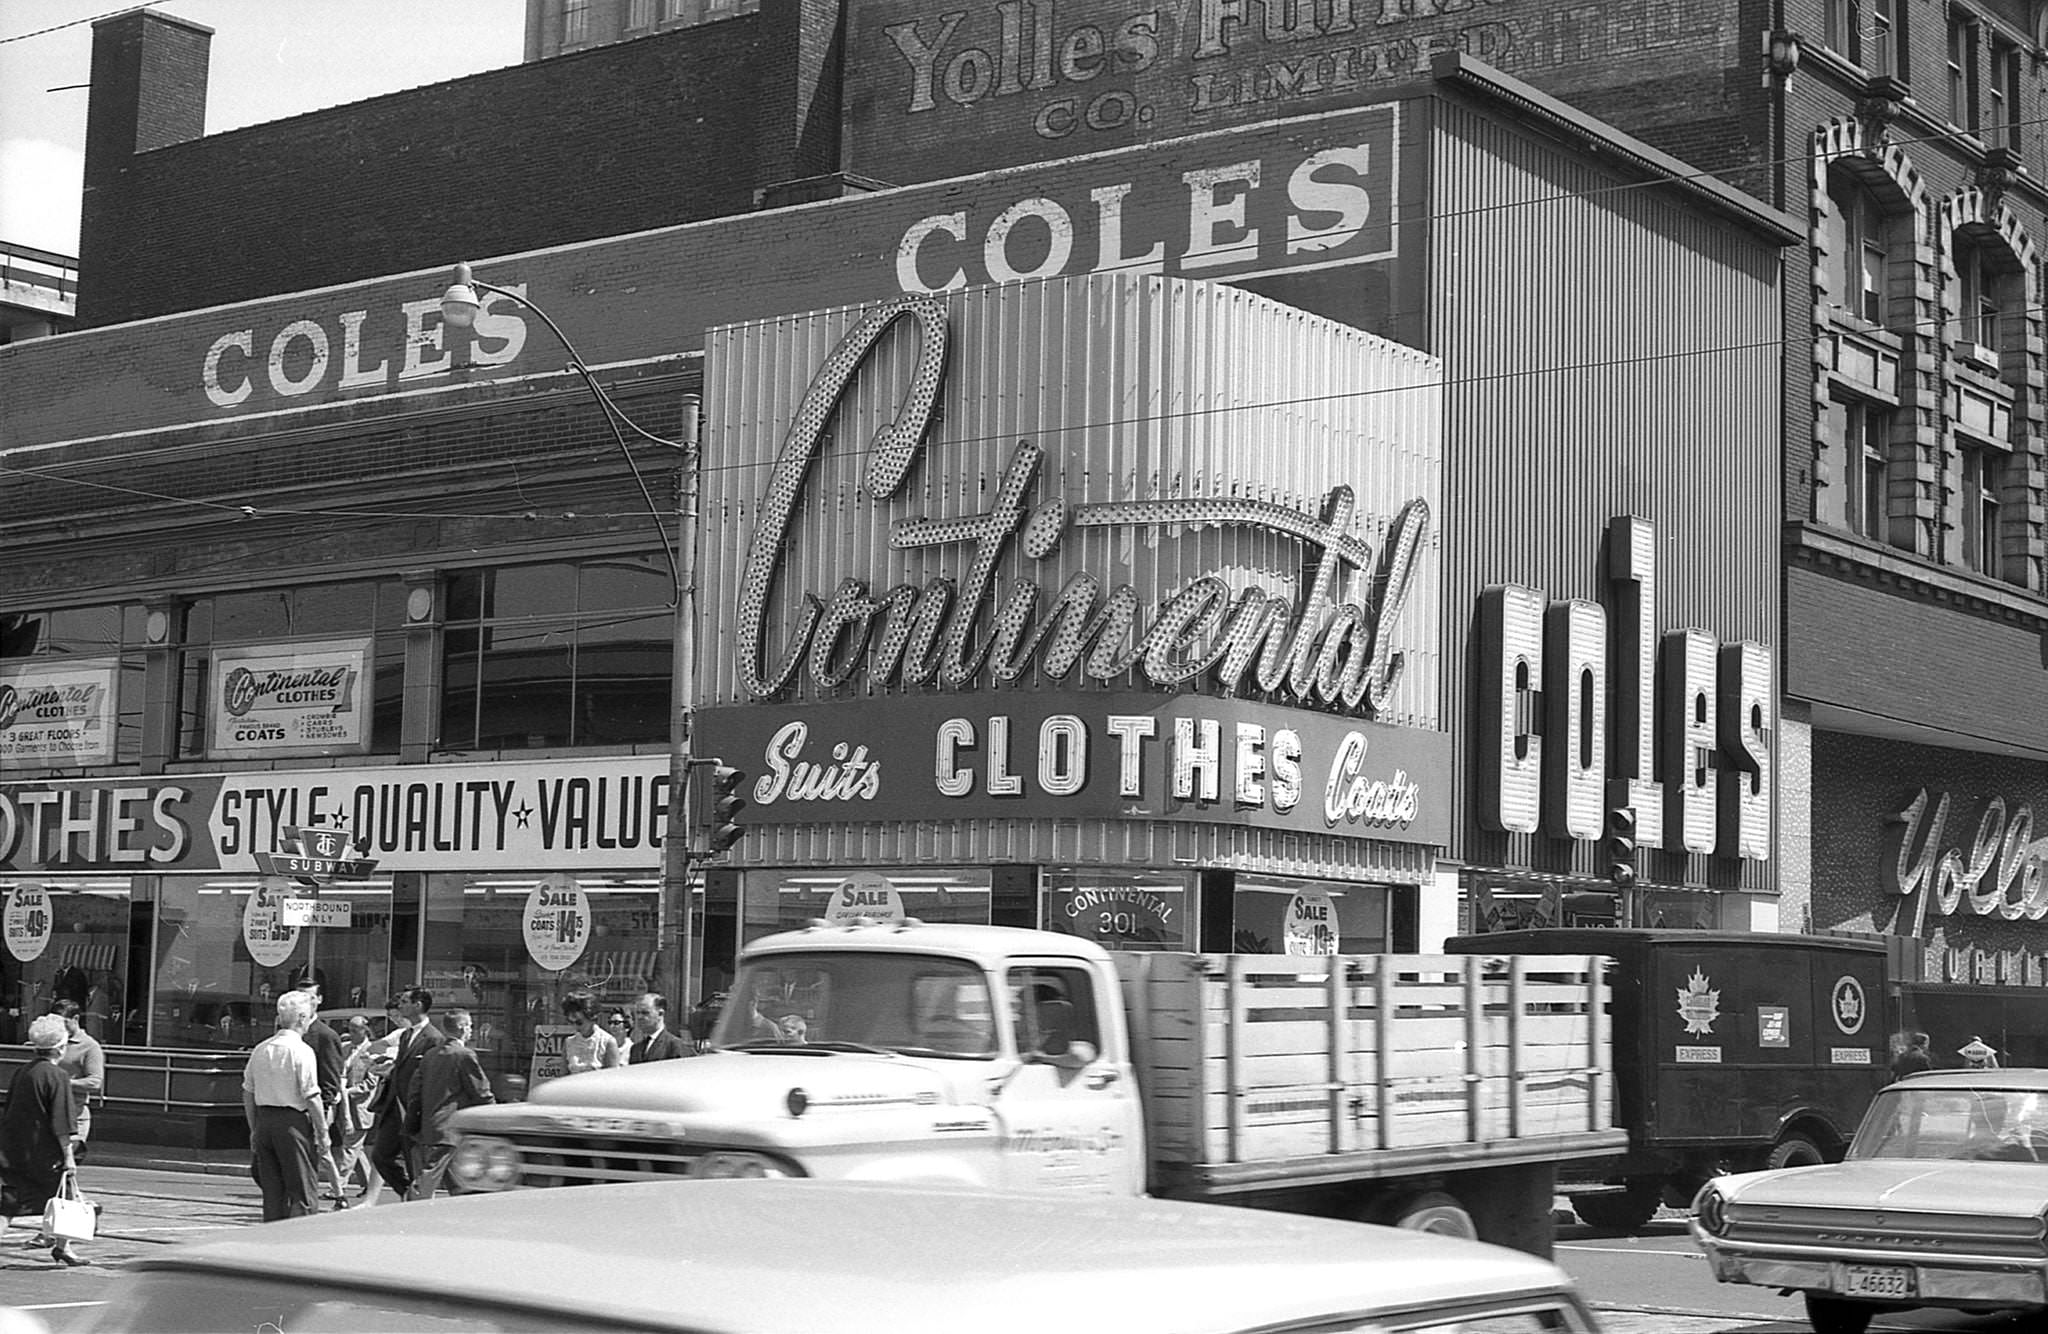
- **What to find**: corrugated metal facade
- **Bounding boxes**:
[1429,97,1783,893]
[695,273,1446,880]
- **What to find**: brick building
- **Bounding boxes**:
[0,4,1792,1145]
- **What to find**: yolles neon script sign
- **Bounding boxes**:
[734,296,1428,717]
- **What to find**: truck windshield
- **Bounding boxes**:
[1851,1086,2048,1162]
[711,951,1000,1059]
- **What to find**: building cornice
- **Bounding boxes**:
[1785,520,2048,629]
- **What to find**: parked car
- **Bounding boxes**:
[1691,1068,2048,1334]
[79,1179,1602,1334]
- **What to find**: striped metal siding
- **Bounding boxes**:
[1430,102,1783,889]
[695,272,1445,876]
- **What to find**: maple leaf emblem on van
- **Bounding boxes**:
[1676,967,1721,1037]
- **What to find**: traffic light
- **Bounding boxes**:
[705,764,749,855]
[1605,806,1638,888]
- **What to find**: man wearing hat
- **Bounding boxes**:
[0,1014,85,1265]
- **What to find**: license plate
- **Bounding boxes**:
[1841,1264,1916,1299]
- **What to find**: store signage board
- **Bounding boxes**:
[0,756,672,874]
[208,639,373,759]
[0,659,119,770]
[695,690,1449,845]
[7,102,1410,447]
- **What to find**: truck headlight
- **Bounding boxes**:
[451,1136,521,1192]
[690,1152,792,1179]
[1692,1183,1729,1236]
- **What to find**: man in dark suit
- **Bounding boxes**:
[629,993,692,1063]
[366,986,442,1200]
[405,1007,494,1198]
[294,982,347,1207]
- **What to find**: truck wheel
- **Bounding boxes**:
[1568,1179,1660,1232]
[1766,1133,1823,1171]
[1803,1293,1874,1334]
[1387,1191,1478,1239]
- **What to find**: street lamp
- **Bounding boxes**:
[438,261,702,1017]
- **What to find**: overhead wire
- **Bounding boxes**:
[6,64,2047,523]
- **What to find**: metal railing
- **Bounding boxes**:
[0,1045,249,1114]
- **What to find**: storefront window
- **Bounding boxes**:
[152,874,395,1050]
[1230,875,1388,954]
[421,872,662,1101]
[0,604,148,767]
[1,877,135,1047]
[175,581,405,758]
[439,556,674,751]
[1040,868,1193,951]
[741,869,993,948]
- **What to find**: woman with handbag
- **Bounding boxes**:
[0,1015,86,1265]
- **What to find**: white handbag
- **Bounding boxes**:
[42,1171,95,1242]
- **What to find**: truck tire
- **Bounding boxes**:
[1387,1191,1478,1239]
[1803,1293,1874,1334]
[1766,1133,1823,1171]
[1568,1179,1660,1232]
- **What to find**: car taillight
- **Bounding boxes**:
[1692,1183,1728,1235]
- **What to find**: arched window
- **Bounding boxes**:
[1826,172,1889,323]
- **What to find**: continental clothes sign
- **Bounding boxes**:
[0,660,119,769]
[0,757,671,874]
[694,692,1450,844]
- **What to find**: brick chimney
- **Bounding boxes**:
[78,9,212,324]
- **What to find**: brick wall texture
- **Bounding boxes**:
[76,4,828,326]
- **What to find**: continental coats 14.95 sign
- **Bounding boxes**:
[692,271,1447,842]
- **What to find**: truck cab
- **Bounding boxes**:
[445,921,1147,1194]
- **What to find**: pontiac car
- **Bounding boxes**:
[77,1179,1602,1334]
[1691,1069,2048,1334]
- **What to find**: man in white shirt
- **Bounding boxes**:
[241,990,327,1222]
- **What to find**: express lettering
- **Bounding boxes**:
[201,289,528,410]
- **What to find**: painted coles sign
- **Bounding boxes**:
[523,874,591,972]
[0,660,118,769]
[209,639,372,758]
[696,272,1445,850]
[2,881,53,962]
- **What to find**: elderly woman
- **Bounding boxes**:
[0,1015,85,1266]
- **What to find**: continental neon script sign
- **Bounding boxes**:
[736,296,1428,712]
[1476,516,1772,862]
[701,276,1448,841]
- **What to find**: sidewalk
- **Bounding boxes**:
[85,1144,254,1177]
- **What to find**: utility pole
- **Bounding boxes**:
[656,394,701,1017]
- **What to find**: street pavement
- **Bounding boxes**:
[2,1170,2039,1333]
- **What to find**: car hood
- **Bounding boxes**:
[1719,1160,2048,1218]
[450,1050,956,1136]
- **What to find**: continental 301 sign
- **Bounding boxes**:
[693,271,1447,841]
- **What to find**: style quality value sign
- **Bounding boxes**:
[693,690,1450,845]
